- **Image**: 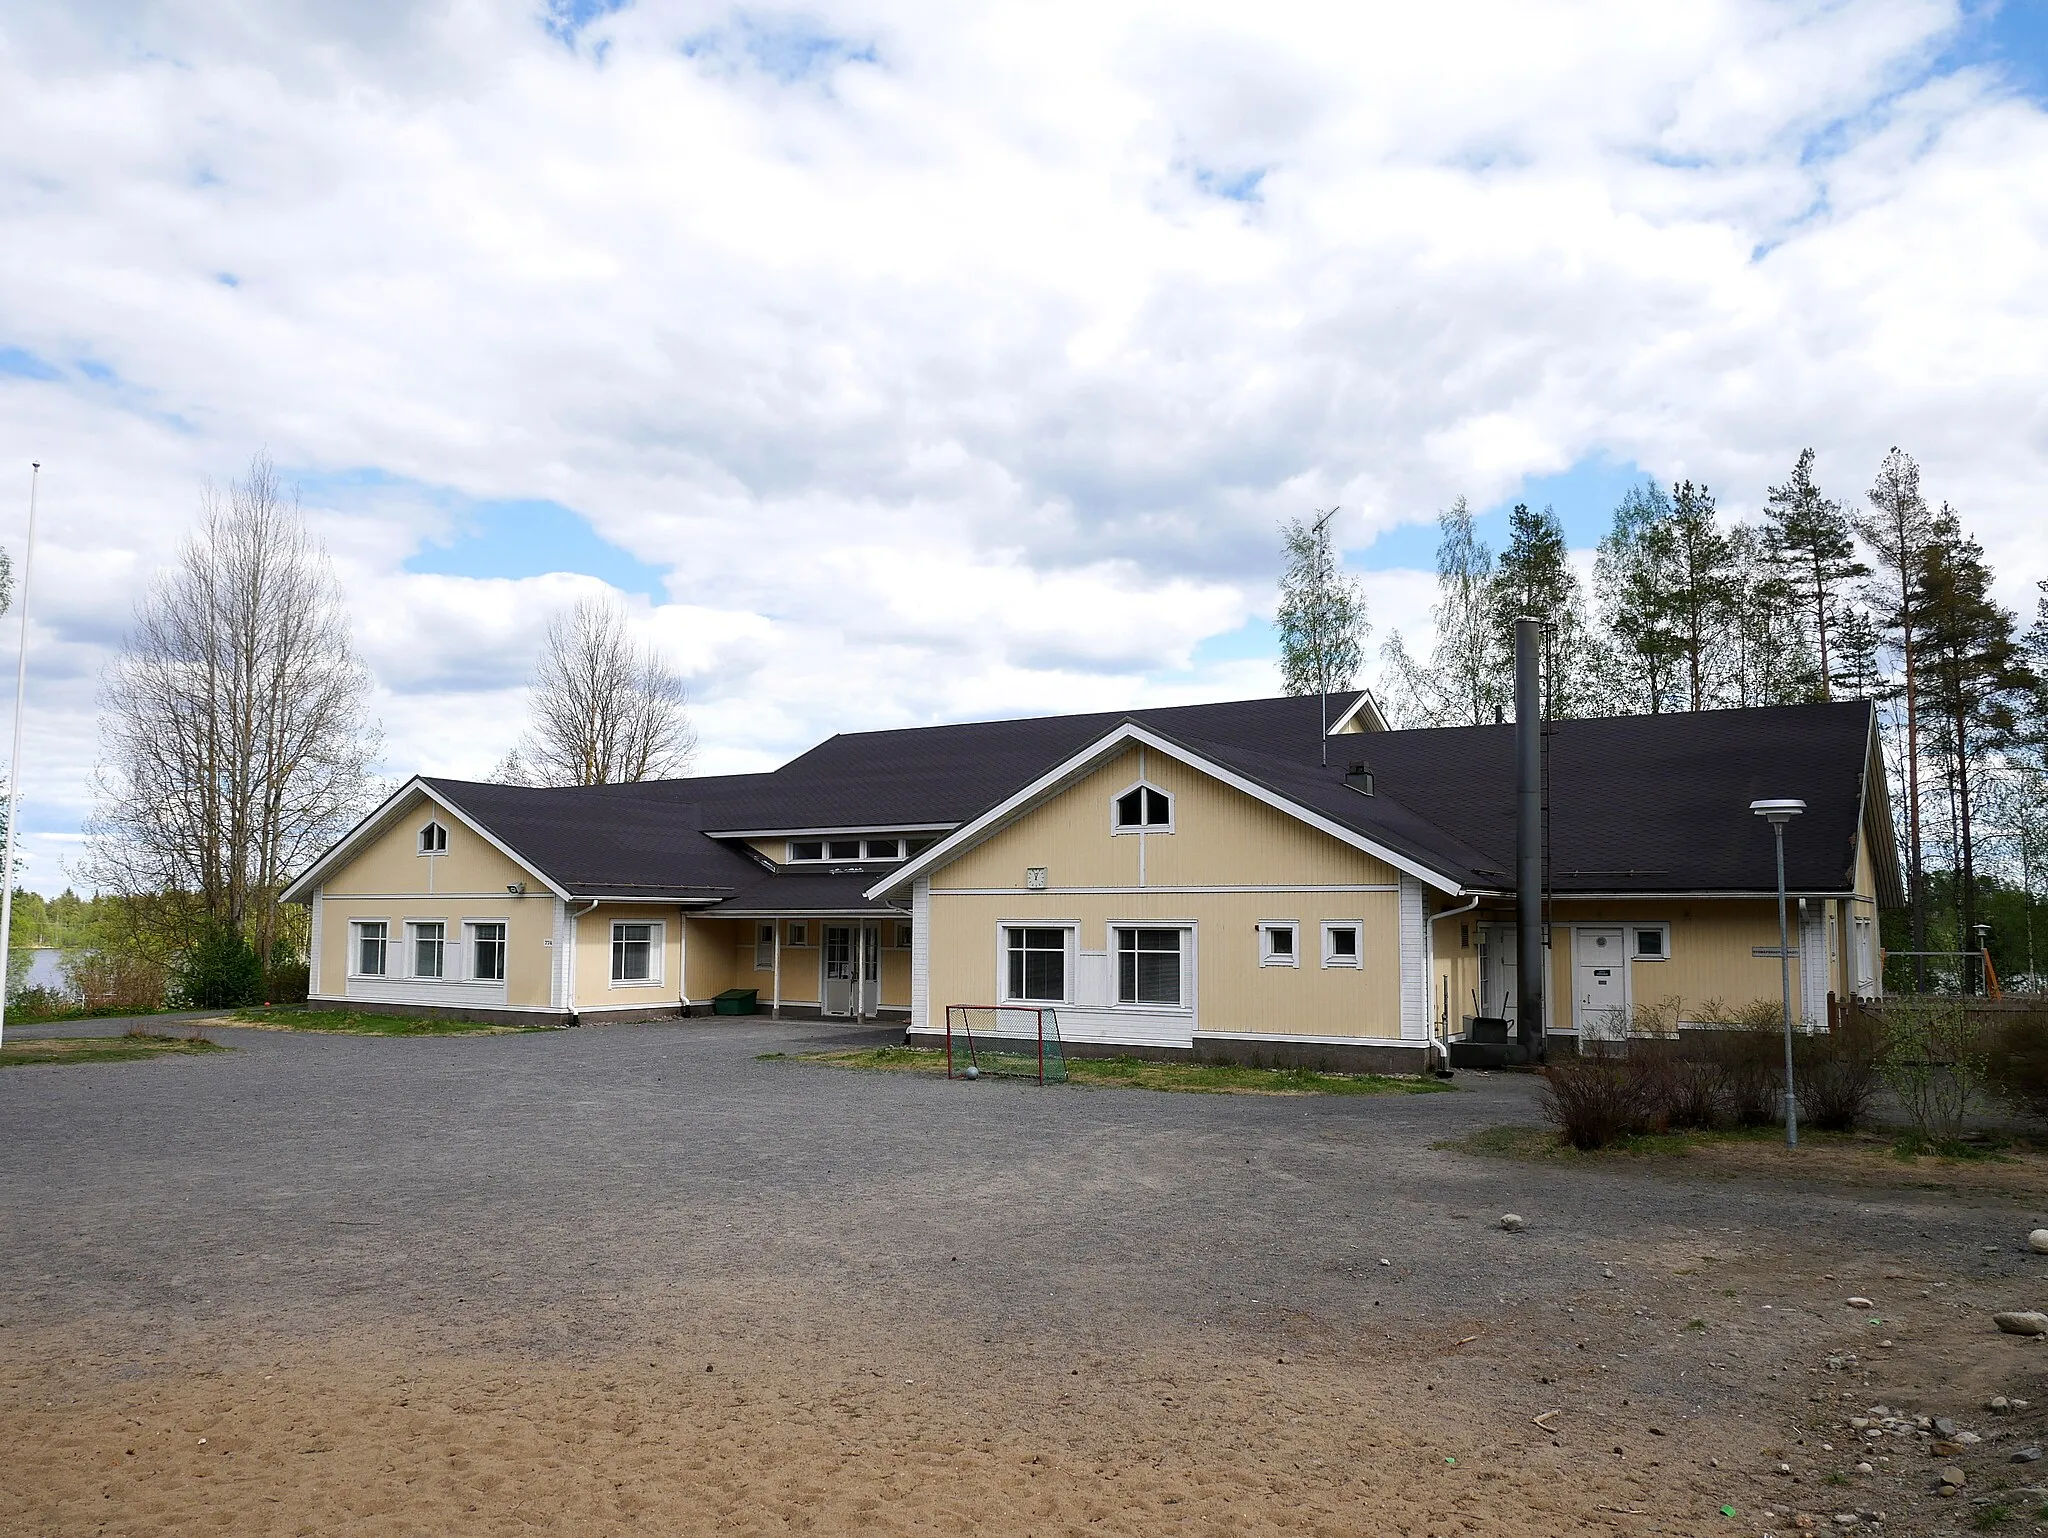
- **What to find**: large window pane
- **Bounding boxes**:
[472,922,507,982]
[356,922,387,976]
[1117,928,1182,1006]
[412,921,445,979]
[613,922,653,982]
[1005,927,1065,1002]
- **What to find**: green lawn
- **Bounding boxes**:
[774,1046,1454,1097]
[1,1032,228,1068]
[226,1007,552,1036]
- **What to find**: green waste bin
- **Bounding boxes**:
[712,988,759,1015]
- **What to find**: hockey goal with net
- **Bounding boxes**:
[943,1004,1067,1084]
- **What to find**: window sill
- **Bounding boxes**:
[1108,1002,1193,1014]
[1258,958,1299,968]
[1320,960,1363,970]
[609,979,664,990]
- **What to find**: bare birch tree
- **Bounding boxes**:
[495,595,697,786]
[85,453,379,967]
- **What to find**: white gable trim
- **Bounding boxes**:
[279,779,571,904]
[864,721,1464,903]
[1327,690,1387,734]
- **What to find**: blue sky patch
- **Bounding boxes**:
[1356,454,1652,571]
[404,498,672,599]
[545,0,630,45]
[0,347,61,381]
[683,13,878,83]
[1194,165,1266,203]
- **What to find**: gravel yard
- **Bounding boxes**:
[1,1015,2042,1535]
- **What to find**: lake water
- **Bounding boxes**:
[21,948,66,991]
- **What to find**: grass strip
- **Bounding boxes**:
[227,1007,552,1037]
[779,1046,1453,1096]
[1,1033,228,1068]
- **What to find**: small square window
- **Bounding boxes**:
[894,922,913,950]
[787,922,809,948]
[1322,923,1362,968]
[1260,923,1298,966]
[1634,928,1667,959]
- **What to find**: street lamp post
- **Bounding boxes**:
[1751,798,1806,1148]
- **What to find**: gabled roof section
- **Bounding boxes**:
[279,777,575,903]
[866,719,1475,902]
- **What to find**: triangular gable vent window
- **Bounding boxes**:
[419,820,448,855]
[1114,785,1171,831]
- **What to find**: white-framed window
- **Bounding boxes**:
[1116,926,1188,1007]
[1321,922,1362,968]
[409,921,446,979]
[866,838,903,860]
[1003,926,1070,1004]
[613,920,663,985]
[787,922,809,948]
[1632,925,1670,961]
[418,820,448,855]
[1112,783,1173,834]
[754,923,777,971]
[469,921,507,982]
[353,920,388,977]
[786,838,866,863]
[1258,921,1298,967]
[893,921,913,949]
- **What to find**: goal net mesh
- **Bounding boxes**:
[944,1005,1067,1083]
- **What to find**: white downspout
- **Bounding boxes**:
[772,921,782,1020]
[565,899,599,1020]
[1426,895,1483,1069]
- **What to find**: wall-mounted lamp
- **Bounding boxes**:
[507,882,527,896]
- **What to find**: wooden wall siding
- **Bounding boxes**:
[934,747,1401,894]
[911,877,932,1032]
[1398,876,1427,1040]
[313,798,559,1010]
[569,902,686,1011]
[925,889,1405,1045]
[715,918,911,1012]
[683,917,739,1005]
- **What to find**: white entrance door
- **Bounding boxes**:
[1573,928,1627,1041]
[859,925,881,1014]
[822,925,854,1015]
[1481,927,1518,1022]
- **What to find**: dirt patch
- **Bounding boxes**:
[1446,1123,2048,1201]
[787,1046,1454,1096]
[0,1313,1792,1538]
[0,1035,226,1068]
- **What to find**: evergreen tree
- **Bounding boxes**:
[1277,511,1368,704]
[1662,481,1738,711]
[1492,502,1596,720]
[1763,448,1867,701]
[1914,506,2036,989]
[1855,446,1939,977]
[1594,481,1684,713]
[1725,523,1815,706]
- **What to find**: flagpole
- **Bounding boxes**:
[0,462,42,1052]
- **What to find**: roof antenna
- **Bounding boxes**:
[1312,505,1340,768]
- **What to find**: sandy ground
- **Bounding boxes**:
[2,1017,2044,1535]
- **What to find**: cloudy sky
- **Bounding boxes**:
[1,0,2044,894]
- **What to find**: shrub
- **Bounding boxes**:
[1539,1055,1653,1149]
[1795,1008,1885,1132]
[1874,995,1985,1147]
[1659,1052,1726,1130]
[65,950,169,1014]
[264,960,310,1005]
[172,922,265,1010]
[1980,1003,2048,1122]
[6,983,72,1022]
[1695,1000,1788,1127]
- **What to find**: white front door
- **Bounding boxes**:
[822,925,854,1015]
[1573,928,1627,1040]
[1480,928,1518,1021]
[859,925,881,1015]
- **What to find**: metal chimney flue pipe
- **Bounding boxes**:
[1514,616,1545,1060]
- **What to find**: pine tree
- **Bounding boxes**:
[1914,507,2036,990]
[1492,502,1596,720]
[1277,512,1368,702]
[1594,481,1684,714]
[1662,481,1738,711]
[1725,523,1815,706]
[1855,447,1939,978]
[1763,448,1867,701]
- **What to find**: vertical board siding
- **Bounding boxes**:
[1398,876,1427,1040]
[308,888,324,996]
[910,877,932,1032]
[1799,901,1828,1027]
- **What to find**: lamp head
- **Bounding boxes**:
[507,881,526,896]
[1749,798,1806,826]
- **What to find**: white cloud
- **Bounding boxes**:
[0,0,2043,891]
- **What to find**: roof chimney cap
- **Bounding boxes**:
[1345,761,1375,796]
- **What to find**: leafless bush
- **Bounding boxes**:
[1540,1055,1653,1149]
[65,951,169,1014]
[1795,1008,1885,1132]
[1694,998,1787,1126]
